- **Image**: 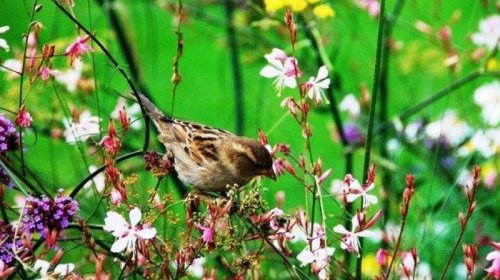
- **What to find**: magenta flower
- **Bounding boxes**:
[15,105,32,128]
[197,224,214,244]
[65,36,93,66]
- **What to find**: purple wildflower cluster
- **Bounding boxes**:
[0,221,29,266]
[0,114,19,188]
[22,193,79,238]
[0,114,19,154]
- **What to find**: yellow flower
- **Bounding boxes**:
[362,254,381,277]
[313,4,335,19]
[289,0,308,12]
[307,0,320,3]
[264,0,288,13]
[486,57,499,72]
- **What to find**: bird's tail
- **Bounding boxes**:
[133,92,170,123]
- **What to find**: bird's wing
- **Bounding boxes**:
[165,119,234,165]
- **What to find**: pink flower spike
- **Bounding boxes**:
[65,36,93,66]
[15,105,33,128]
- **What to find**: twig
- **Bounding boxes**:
[439,166,480,279]
[70,150,143,198]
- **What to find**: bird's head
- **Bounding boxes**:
[225,138,276,182]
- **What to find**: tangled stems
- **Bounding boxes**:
[384,174,416,279]
[439,166,480,279]
[50,0,151,152]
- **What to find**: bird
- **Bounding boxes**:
[135,93,276,192]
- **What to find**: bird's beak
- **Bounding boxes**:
[262,169,277,181]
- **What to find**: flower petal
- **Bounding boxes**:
[33,260,50,275]
[54,263,75,276]
[316,66,329,81]
[103,211,128,236]
[333,224,349,234]
[297,249,315,266]
[129,207,142,227]
[260,65,281,78]
[136,228,157,239]
[110,236,130,253]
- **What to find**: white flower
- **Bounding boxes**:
[55,60,83,92]
[33,260,74,280]
[63,110,100,144]
[296,224,334,280]
[1,59,22,79]
[404,121,424,143]
[103,208,157,254]
[471,15,500,51]
[424,110,471,146]
[339,94,360,119]
[260,48,301,96]
[333,215,376,257]
[111,97,142,130]
[0,26,10,52]
[83,165,105,194]
[473,81,500,126]
[305,66,331,104]
[345,181,378,209]
[458,128,499,158]
[186,257,205,278]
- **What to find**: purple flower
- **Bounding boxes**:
[0,114,19,154]
[0,165,13,188]
[22,193,79,239]
[343,123,365,146]
[0,221,30,266]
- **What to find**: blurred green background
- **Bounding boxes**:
[0,0,498,278]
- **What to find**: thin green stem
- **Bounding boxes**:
[17,0,38,177]
[357,0,387,278]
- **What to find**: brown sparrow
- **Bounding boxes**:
[136,93,276,192]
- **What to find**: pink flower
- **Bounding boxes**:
[65,36,93,66]
[333,215,376,257]
[197,224,214,244]
[345,177,378,209]
[485,242,500,279]
[400,250,418,278]
[103,208,156,254]
[304,66,330,104]
[110,188,123,206]
[354,0,380,17]
[376,248,390,266]
[260,48,302,96]
[38,66,59,81]
[15,105,32,128]
[101,121,121,155]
